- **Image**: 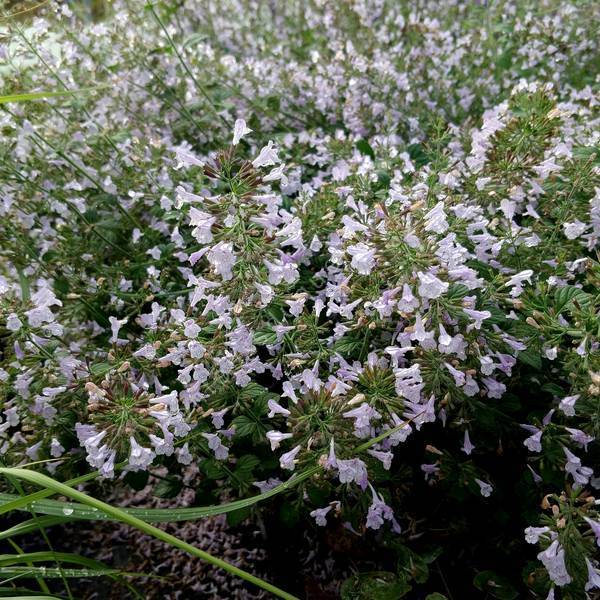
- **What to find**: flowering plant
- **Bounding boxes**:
[0,0,599,598]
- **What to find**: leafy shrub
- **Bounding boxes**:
[0,0,599,598]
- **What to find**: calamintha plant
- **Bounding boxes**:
[0,0,599,598]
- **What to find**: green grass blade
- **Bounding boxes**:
[0,87,108,105]
[0,566,120,579]
[0,466,320,522]
[0,595,63,599]
[0,552,110,570]
[0,468,299,600]
[0,517,70,541]
[0,470,102,515]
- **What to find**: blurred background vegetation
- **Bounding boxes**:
[1,0,110,21]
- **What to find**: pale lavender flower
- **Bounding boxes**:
[563,447,593,486]
[266,430,293,450]
[537,540,571,587]
[559,394,579,416]
[347,242,376,275]
[336,458,368,489]
[524,526,550,544]
[128,436,155,471]
[475,478,493,497]
[267,399,291,418]
[202,433,229,460]
[461,430,475,455]
[310,505,332,526]
[585,558,600,591]
[252,141,280,168]
[584,517,600,547]
[232,118,251,145]
[280,444,301,470]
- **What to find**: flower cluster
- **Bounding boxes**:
[0,0,599,596]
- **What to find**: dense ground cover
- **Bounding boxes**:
[0,0,599,598]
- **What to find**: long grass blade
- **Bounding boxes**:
[0,87,108,105]
[0,551,113,570]
[0,466,320,522]
[0,566,120,579]
[0,517,70,541]
[0,468,299,600]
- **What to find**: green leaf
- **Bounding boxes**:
[541,383,564,396]
[278,501,300,527]
[124,470,149,491]
[226,506,251,527]
[233,455,260,483]
[356,139,375,159]
[201,458,227,480]
[425,594,448,600]
[341,572,411,599]
[252,327,278,345]
[89,362,113,377]
[239,382,271,401]
[554,286,592,313]
[517,348,542,370]
[153,477,183,499]
[232,415,263,439]
[396,545,430,584]
[0,596,63,599]
[407,143,429,167]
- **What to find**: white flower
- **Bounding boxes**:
[267,399,291,418]
[202,433,229,460]
[310,505,332,526]
[6,313,22,332]
[286,297,306,316]
[255,282,274,306]
[108,316,128,344]
[417,271,449,299]
[128,436,155,471]
[537,540,571,587]
[524,526,550,544]
[424,201,448,234]
[174,147,203,170]
[232,118,251,145]
[264,258,298,285]
[563,447,593,486]
[563,220,587,240]
[559,394,579,416]
[506,269,533,297]
[207,242,236,281]
[524,429,543,453]
[347,243,376,275]
[263,164,288,184]
[50,438,65,458]
[189,207,216,243]
[266,430,293,450]
[475,478,493,497]
[366,449,393,469]
[279,444,301,470]
[462,308,491,330]
[461,430,475,455]
[177,443,193,465]
[585,558,600,591]
[252,141,280,168]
